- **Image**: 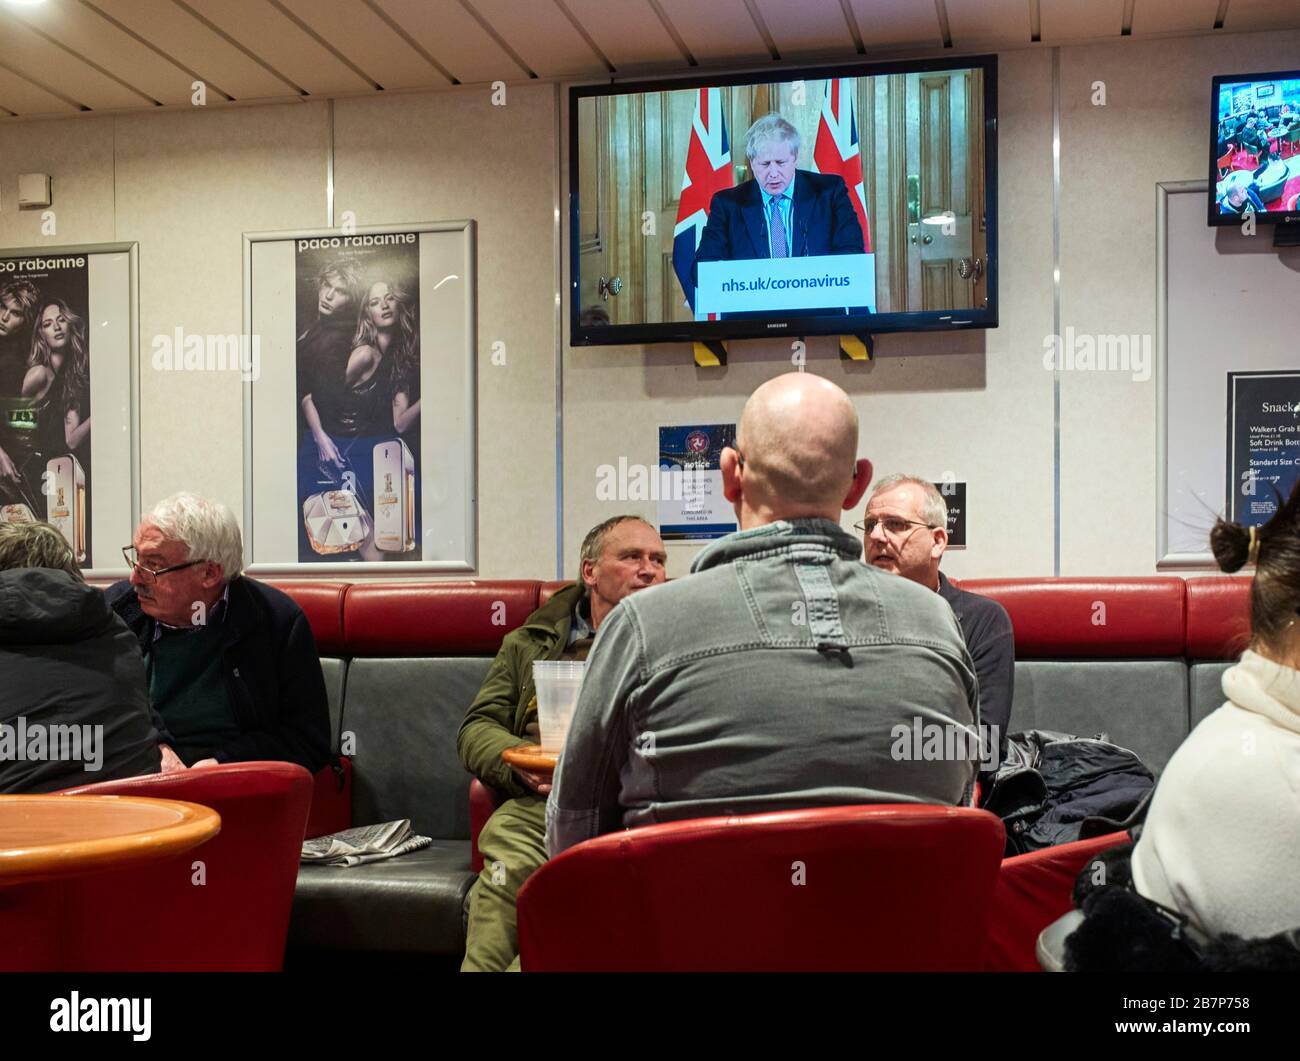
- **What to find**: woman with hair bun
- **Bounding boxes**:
[1131,482,1300,939]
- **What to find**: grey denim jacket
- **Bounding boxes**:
[546,518,980,857]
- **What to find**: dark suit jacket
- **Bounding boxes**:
[695,170,864,270]
[107,576,331,772]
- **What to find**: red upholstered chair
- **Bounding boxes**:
[306,756,353,839]
[516,804,1006,971]
[469,778,507,873]
[53,762,313,971]
[984,830,1130,971]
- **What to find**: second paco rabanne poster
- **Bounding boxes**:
[294,236,422,563]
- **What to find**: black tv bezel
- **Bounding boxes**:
[568,53,999,348]
[1208,68,1300,228]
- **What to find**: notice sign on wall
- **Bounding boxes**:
[937,480,966,548]
[657,423,737,541]
[1226,371,1300,527]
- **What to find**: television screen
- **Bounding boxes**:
[570,55,997,346]
[1209,69,1300,226]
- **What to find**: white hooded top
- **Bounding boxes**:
[1132,649,1300,939]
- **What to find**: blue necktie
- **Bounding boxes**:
[769,196,788,258]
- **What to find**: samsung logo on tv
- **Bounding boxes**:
[765,323,788,329]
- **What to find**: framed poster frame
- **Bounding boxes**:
[0,240,140,580]
[241,221,477,575]
[1156,178,1300,568]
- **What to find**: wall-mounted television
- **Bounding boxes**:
[1209,68,1300,236]
[569,54,998,347]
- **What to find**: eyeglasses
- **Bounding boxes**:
[854,516,938,538]
[121,545,204,584]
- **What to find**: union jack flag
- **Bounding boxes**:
[812,78,872,253]
[673,87,733,313]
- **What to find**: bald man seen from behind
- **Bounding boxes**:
[546,373,981,857]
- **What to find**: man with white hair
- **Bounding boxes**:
[862,474,1014,771]
[692,113,866,303]
[107,492,330,771]
[547,373,978,857]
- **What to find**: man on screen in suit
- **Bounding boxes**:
[692,114,866,314]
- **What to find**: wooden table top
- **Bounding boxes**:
[0,795,221,886]
[502,744,560,774]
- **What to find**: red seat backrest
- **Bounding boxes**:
[517,804,1005,971]
[261,579,347,654]
[955,578,1186,657]
[538,580,572,607]
[54,762,312,971]
[342,580,541,656]
[1184,576,1251,659]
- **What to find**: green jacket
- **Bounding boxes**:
[456,582,585,797]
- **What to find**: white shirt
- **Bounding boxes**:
[1132,649,1300,939]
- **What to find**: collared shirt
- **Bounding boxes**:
[566,593,594,648]
[761,182,795,258]
[151,582,231,642]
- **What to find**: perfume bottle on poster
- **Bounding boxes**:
[302,488,371,554]
[45,455,87,563]
[372,439,415,554]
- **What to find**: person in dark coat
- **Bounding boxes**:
[0,521,164,793]
[861,473,1014,774]
[107,492,330,772]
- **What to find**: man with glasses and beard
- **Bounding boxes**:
[860,474,1014,772]
[107,492,330,771]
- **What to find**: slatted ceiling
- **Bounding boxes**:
[846,0,943,50]
[1224,0,1300,32]
[946,0,1033,49]
[0,10,150,110]
[1038,0,1125,43]
[5,0,194,106]
[560,0,684,72]
[468,0,606,78]
[756,0,859,59]
[182,0,373,96]
[89,0,292,101]
[0,0,1296,120]
[1132,0,1222,35]
[654,0,771,64]
[0,63,81,116]
[272,0,446,90]
[373,0,528,84]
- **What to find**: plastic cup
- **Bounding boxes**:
[533,659,586,753]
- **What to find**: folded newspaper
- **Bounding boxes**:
[301,819,433,867]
